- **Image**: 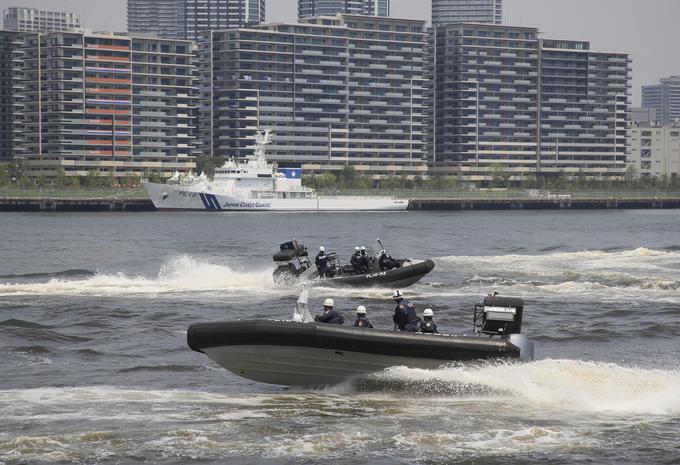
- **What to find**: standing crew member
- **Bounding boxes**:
[350,247,362,274]
[392,290,420,332]
[378,250,400,271]
[315,298,344,324]
[315,246,330,277]
[358,246,371,274]
[419,308,439,334]
[353,305,374,328]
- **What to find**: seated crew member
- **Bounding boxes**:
[358,246,371,274]
[392,290,420,332]
[315,246,331,278]
[378,250,401,271]
[314,298,344,324]
[350,247,362,274]
[353,305,374,328]
[419,308,439,334]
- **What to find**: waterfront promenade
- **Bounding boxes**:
[2,188,680,211]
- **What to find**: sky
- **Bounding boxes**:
[2,0,679,104]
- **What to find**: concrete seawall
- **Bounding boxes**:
[0,198,155,212]
[2,197,680,212]
[408,198,680,210]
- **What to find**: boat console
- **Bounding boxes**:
[474,296,524,338]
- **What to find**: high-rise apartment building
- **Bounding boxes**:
[432,0,502,26]
[19,32,197,179]
[127,0,182,39]
[298,0,389,20]
[128,0,265,41]
[641,76,680,125]
[0,31,25,161]
[3,7,82,33]
[200,14,427,177]
[431,23,630,181]
[629,123,680,178]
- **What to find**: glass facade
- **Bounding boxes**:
[298,0,389,21]
[200,14,427,177]
[432,23,631,181]
[432,0,502,26]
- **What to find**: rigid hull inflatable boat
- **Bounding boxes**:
[187,291,534,386]
[272,239,435,288]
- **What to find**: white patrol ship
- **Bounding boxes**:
[143,130,408,212]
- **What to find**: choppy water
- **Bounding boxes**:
[1,210,679,464]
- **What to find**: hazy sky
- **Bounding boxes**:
[2,0,678,104]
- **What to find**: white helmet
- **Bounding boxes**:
[323,298,334,307]
[356,305,367,315]
[392,290,403,300]
[360,246,366,251]
[423,308,434,317]
[319,246,325,252]
[355,246,360,252]
[381,249,386,255]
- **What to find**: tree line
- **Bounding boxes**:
[2,160,680,192]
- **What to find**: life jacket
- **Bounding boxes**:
[393,300,419,326]
[353,316,373,328]
[420,319,438,334]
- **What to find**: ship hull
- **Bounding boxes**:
[187,320,524,386]
[143,182,408,212]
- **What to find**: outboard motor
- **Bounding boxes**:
[474,295,533,361]
[273,239,306,262]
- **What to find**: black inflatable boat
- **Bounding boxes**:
[272,239,435,288]
[188,294,534,386]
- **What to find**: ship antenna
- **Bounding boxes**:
[254,128,273,162]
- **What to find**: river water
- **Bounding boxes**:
[1,210,679,464]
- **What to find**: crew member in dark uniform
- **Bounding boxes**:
[378,250,400,271]
[419,308,438,334]
[353,305,374,328]
[392,290,420,332]
[350,246,362,274]
[315,298,344,324]
[358,246,371,274]
[315,246,330,277]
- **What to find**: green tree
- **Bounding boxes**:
[522,174,538,189]
[85,170,100,188]
[55,168,67,187]
[338,165,358,189]
[318,172,337,189]
[490,164,510,188]
[194,156,225,178]
[106,170,116,188]
[556,171,571,191]
[0,164,8,186]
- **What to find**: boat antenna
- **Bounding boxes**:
[377,237,386,252]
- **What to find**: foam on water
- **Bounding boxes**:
[375,359,680,415]
[436,247,680,276]
[0,255,279,297]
